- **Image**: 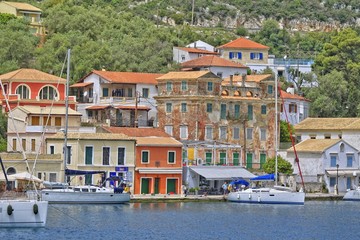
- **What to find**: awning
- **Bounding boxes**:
[86,105,111,110]
[117,106,151,111]
[65,169,106,176]
[189,166,255,180]
[326,169,360,176]
[70,82,93,88]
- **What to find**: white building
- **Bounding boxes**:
[280,89,310,125]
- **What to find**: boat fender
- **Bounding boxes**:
[258,196,261,202]
[237,193,240,199]
[7,205,14,215]
[248,194,251,199]
[33,204,39,215]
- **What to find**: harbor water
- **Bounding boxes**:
[1,201,360,240]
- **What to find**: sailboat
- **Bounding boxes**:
[0,83,48,227]
[39,49,130,204]
[227,74,305,205]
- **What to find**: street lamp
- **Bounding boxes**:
[336,163,339,195]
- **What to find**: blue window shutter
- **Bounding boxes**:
[238,52,242,59]
[229,52,233,59]
[250,53,254,59]
[259,53,263,59]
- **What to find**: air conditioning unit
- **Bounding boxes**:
[197,158,203,165]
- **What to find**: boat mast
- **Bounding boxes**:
[275,73,278,186]
[63,49,70,183]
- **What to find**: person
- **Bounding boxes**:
[227,183,232,193]
[181,185,187,197]
[222,182,228,195]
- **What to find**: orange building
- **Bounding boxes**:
[0,68,76,112]
[101,127,183,195]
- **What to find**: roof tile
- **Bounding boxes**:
[181,55,248,69]
[218,37,269,49]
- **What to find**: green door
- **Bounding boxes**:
[154,178,160,194]
[233,152,239,166]
[167,179,176,194]
[260,153,266,169]
[205,152,212,165]
[141,178,150,194]
[220,152,226,165]
[246,153,253,169]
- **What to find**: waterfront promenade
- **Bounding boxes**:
[130,192,344,202]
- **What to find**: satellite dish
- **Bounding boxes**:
[84,91,88,97]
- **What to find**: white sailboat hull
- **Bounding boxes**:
[227,187,305,205]
[0,200,48,227]
[40,190,130,204]
[343,188,360,201]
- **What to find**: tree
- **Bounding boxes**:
[263,155,293,175]
[280,120,294,142]
[0,13,16,25]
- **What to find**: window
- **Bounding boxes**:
[347,177,352,190]
[31,116,40,125]
[207,103,213,113]
[12,139,16,151]
[85,175,92,185]
[261,105,267,114]
[260,128,266,141]
[31,139,36,152]
[85,146,93,165]
[207,82,213,92]
[234,104,240,119]
[49,145,54,154]
[165,125,173,136]
[347,155,353,167]
[233,127,240,140]
[229,52,242,59]
[220,152,226,165]
[102,88,109,97]
[220,104,226,119]
[330,177,336,187]
[216,72,223,78]
[55,117,61,126]
[181,103,187,112]
[21,139,26,151]
[88,88,93,98]
[250,52,263,60]
[102,147,110,165]
[166,103,172,113]
[43,116,51,126]
[166,82,173,91]
[248,105,253,120]
[127,88,132,97]
[16,85,30,99]
[141,151,149,163]
[39,86,58,100]
[289,103,297,113]
[168,151,175,164]
[246,128,253,140]
[229,52,234,59]
[117,147,125,165]
[66,146,72,165]
[181,81,187,91]
[219,126,227,140]
[330,154,337,167]
[205,152,212,164]
[180,125,188,139]
[267,85,273,94]
[142,88,149,98]
[324,134,331,139]
[237,52,242,59]
[205,125,213,140]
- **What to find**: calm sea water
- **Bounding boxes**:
[1,201,360,240]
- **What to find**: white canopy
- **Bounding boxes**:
[0,172,42,183]
[189,166,256,180]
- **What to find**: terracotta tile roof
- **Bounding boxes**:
[222,74,272,85]
[47,132,133,141]
[0,68,66,82]
[2,1,42,12]
[280,90,310,101]
[287,139,341,153]
[70,82,93,88]
[102,126,170,137]
[218,37,270,49]
[116,106,151,111]
[135,137,182,146]
[86,105,111,110]
[16,106,81,115]
[181,55,248,69]
[157,71,215,80]
[88,70,163,85]
[176,47,219,55]
[295,118,360,131]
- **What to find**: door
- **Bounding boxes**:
[154,178,160,194]
[347,177,352,190]
[233,152,239,166]
[246,153,253,169]
[141,178,150,194]
[167,179,176,194]
[220,152,226,165]
[260,153,266,169]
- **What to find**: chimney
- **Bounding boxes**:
[241,74,246,87]
[230,75,233,87]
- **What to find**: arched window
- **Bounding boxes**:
[6,167,16,175]
[16,85,30,99]
[234,90,241,97]
[221,90,229,96]
[246,91,253,97]
[39,86,58,100]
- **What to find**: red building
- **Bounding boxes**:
[0,68,76,112]
[102,127,183,195]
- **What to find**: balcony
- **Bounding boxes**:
[25,125,96,133]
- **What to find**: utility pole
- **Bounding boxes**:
[191,0,195,26]
[134,91,139,128]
